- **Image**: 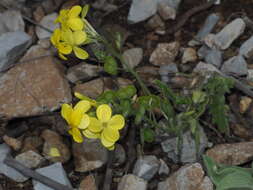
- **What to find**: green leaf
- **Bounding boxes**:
[192,90,206,104]
[120,99,132,117]
[116,85,137,99]
[81,5,90,19]
[141,128,155,143]
[135,105,145,125]
[138,95,160,110]
[104,56,118,75]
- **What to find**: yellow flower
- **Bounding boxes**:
[55,5,84,31]
[83,104,125,150]
[61,100,91,143]
[74,92,97,107]
[51,28,89,60]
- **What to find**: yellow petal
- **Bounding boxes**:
[88,117,103,133]
[61,103,73,124]
[102,127,119,142]
[67,18,84,31]
[59,53,68,60]
[78,114,90,129]
[96,104,112,123]
[73,30,87,45]
[73,47,89,59]
[82,129,100,139]
[61,29,74,45]
[107,145,115,151]
[49,147,61,157]
[68,5,82,18]
[101,132,115,147]
[108,115,125,130]
[71,100,91,126]
[72,127,83,143]
[50,28,61,46]
[58,42,72,54]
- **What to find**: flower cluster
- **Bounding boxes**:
[51,5,89,60]
[61,97,125,150]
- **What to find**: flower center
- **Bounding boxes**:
[102,122,107,128]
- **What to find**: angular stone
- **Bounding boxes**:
[197,45,210,59]
[0,45,71,119]
[113,144,126,167]
[182,48,197,64]
[204,49,222,68]
[158,159,170,175]
[0,144,28,182]
[147,14,165,29]
[221,55,248,76]
[21,136,44,153]
[41,129,71,164]
[239,35,253,58]
[36,13,59,39]
[239,96,252,114]
[150,42,180,66]
[67,63,102,83]
[158,2,176,20]
[206,142,253,165]
[214,18,246,50]
[128,0,157,24]
[133,155,160,181]
[118,174,147,190]
[194,61,221,74]
[3,135,22,151]
[161,128,208,163]
[33,6,45,22]
[123,48,143,69]
[79,175,97,190]
[136,66,159,85]
[0,31,31,72]
[15,150,45,168]
[157,163,212,190]
[72,140,108,172]
[33,162,72,190]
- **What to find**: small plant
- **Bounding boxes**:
[203,155,253,190]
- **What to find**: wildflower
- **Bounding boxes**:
[55,5,84,31]
[51,28,89,60]
[61,100,91,143]
[83,104,125,150]
[74,92,97,107]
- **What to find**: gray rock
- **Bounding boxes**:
[0,31,31,72]
[158,159,170,175]
[67,63,102,83]
[133,155,160,181]
[128,0,157,24]
[247,69,253,81]
[0,10,25,36]
[0,144,28,182]
[157,2,176,20]
[161,0,181,10]
[194,61,221,74]
[113,144,126,167]
[33,162,72,190]
[197,45,211,59]
[36,13,59,39]
[161,127,208,163]
[123,48,143,69]
[159,64,178,75]
[204,49,222,68]
[221,55,248,76]
[15,150,45,169]
[239,35,253,58]
[147,14,165,29]
[118,174,147,190]
[196,13,220,42]
[214,18,246,50]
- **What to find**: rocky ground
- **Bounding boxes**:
[1,0,253,189]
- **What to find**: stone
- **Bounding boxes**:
[67,63,102,83]
[221,55,248,76]
[36,13,59,39]
[239,96,252,114]
[182,48,197,64]
[118,174,147,190]
[204,34,217,49]
[204,49,222,68]
[206,142,253,165]
[193,61,221,74]
[41,129,71,164]
[195,13,220,42]
[158,2,176,20]
[161,128,208,163]
[3,135,22,151]
[0,144,28,182]
[197,177,214,190]
[42,0,58,14]
[163,0,181,9]
[33,6,45,22]
[136,66,159,85]
[113,144,126,167]
[38,38,51,49]
[0,31,31,72]
[133,155,160,181]
[15,150,45,168]
[159,63,178,82]
[248,69,253,81]
[150,42,180,66]
[214,18,246,50]
[157,163,213,190]
[147,14,165,29]
[33,162,72,190]
[197,45,210,59]
[72,140,108,172]
[128,0,157,24]
[239,35,253,58]
[21,136,44,153]
[79,175,97,190]
[158,159,170,175]
[122,48,143,69]
[0,45,72,119]
[0,10,25,35]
